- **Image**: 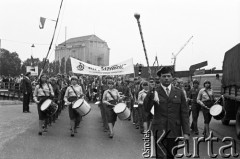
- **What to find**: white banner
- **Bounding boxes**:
[71,57,134,75]
[26,66,38,76]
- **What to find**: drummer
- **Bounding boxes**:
[102,80,121,138]
[197,80,216,137]
[33,74,54,136]
[64,76,84,137]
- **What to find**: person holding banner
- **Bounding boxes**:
[102,80,121,138]
[64,76,83,137]
[33,74,54,136]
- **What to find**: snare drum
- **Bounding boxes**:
[113,103,131,120]
[72,99,91,116]
[210,104,225,120]
[41,99,58,116]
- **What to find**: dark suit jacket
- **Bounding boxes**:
[144,85,190,138]
[22,77,32,94]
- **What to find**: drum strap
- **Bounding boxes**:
[71,86,79,98]
[204,89,213,101]
[41,84,51,97]
[108,90,117,103]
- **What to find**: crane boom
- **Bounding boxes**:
[173,36,193,71]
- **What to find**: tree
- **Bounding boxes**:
[0,49,22,76]
[55,60,60,74]
[60,57,65,74]
[23,57,40,67]
[66,57,72,74]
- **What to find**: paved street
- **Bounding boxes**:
[0,101,240,159]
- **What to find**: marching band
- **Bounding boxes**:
[20,65,221,159]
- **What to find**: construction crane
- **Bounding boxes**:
[172,36,193,71]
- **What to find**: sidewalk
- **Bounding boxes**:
[0,100,23,106]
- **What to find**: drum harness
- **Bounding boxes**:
[69,85,84,103]
[203,89,215,109]
[39,84,52,104]
[107,91,118,107]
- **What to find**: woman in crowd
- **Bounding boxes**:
[189,79,201,135]
[197,80,215,137]
[137,81,149,134]
[33,74,54,136]
[102,80,121,138]
[64,76,84,137]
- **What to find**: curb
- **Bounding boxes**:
[0,100,23,105]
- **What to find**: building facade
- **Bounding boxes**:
[55,35,110,66]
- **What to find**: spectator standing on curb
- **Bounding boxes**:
[22,72,32,113]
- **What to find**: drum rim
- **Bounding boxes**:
[213,108,225,120]
[117,107,130,120]
[72,99,84,109]
[114,103,126,113]
[40,99,52,111]
[210,105,223,116]
[80,108,91,116]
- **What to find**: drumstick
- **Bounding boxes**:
[213,95,223,105]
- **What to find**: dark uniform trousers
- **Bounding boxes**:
[22,77,32,112]
[144,86,190,159]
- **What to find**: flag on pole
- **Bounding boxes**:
[39,17,46,29]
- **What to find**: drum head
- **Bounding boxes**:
[133,104,138,108]
[41,99,52,111]
[210,104,222,116]
[150,106,154,115]
[114,103,126,113]
[72,99,84,109]
[95,101,100,105]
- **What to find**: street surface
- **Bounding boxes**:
[0,100,240,159]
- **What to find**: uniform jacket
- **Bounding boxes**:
[22,76,32,94]
[144,85,190,138]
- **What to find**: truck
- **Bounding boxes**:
[221,43,240,139]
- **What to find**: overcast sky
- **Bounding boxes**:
[0,0,240,71]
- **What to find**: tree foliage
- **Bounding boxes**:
[0,49,22,76]
[0,48,71,76]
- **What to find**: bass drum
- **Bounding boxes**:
[40,98,58,116]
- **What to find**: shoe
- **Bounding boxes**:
[109,133,114,138]
[27,111,31,113]
[71,132,74,137]
[38,132,42,136]
[133,123,136,125]
[135,126,139,129]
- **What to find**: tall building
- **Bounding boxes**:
[55,34,110,66]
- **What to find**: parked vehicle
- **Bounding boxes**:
[221,43,240,139]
